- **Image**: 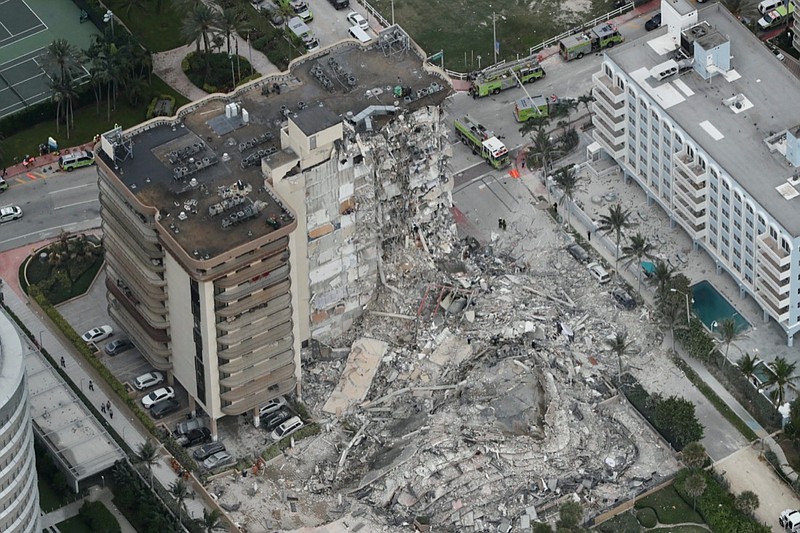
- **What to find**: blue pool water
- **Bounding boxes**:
[691,280,751,332]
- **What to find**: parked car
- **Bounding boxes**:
[259,396,287,417]
[193,441,226,461]
[104,338,133,356]
[0,177,7,192]
[346,11,368,30]
[271,416,304,441]
[178,427,212,448]
[587,262,611,284]
[612,288,636,310]
[142,387,175,408]
[645,13,661,31]
[175,416,209,436]
[263,410,292,431]
[81,325,113,343]
[151,398,180,419]
[257,2,285,26]
[780,509,800,529]
[566,243,590,263]
[0,205,22,223]
[203,450,234,470]
[328,0,349,9]
[134,371,164,391]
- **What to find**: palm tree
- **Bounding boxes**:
[767,357,799,406]
[199,508,224,532]
[735,490,759,517]
[605,330,632,381]
[683,472,707,511]
[136,439,159,488]
[721,0,759,22]
[216,8,247,56]
[657,301,687,352]
[50,75,78,138]
[182,4,219,55]
[522,125,562,203]
[649,259,674,297]
[578,91,595,121]
[737,353,758,385]
[553,165,582,225]
[597,203,633,272]
[621,233,655,294]
[170,478,190,527]
[711,317,747,367]
[45,38,79,82]
[681,441,706,470]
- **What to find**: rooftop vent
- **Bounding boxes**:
[722,94,752,114]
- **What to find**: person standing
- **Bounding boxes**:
[60,356,65,368]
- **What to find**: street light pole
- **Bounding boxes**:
[103,10,115,38]
[670,288,690,322]
[391,0,395,25]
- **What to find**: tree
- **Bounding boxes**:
[657,301,687,352]
[737,353,758,386]
[577,91,595,121]
[136,439,159,488]
[683,472,707,511]
[45,38,79,82]
[767,356,799,406]
[199,508,224,532]
[734,490,759,517]
[533,523,554,533]
[556,501,583,530]
[605,330,632,382]
[50,75,78,138]
[169,478,190,527]
[118,0,146,17]
[216,8,247,56]
[653,395,704,449]
[711,317,747,367]
[649,259,675,298]
[553,165,582,225]
[597,203,633,273]
[681,441,706,470]
[721,0,759,21]
[521,124,562,203]
[621,233,655,294]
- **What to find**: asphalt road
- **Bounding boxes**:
[0,165,100,252]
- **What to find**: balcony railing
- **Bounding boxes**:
[757,234,791,268]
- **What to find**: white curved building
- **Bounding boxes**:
[0,310,40,533]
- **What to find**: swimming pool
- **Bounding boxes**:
[691,280,751,332]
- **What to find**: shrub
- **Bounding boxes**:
[261,423,321,461]
[182,52,253,94]
[635,506,657,528]
[675,317,715,361]
[79,500,121,533]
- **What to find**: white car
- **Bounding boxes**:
[203,450,234,470]
[142,386,175,408]
[271,416,304,441]
[587,262,611,284]
[81,325,113,343]
[259,396,287,417]
[0,205,22,222]
[134,371,164,391]
[346,11,368,30]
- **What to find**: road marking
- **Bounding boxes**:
[26,172,37,180]
[49,183,92,194]
[54,199,98,210]
[0,222,78,244]
[14,177,25,184]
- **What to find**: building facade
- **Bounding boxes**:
[0,310,40,533]
[593,0,800,345]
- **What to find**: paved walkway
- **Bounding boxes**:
[40,486,136,531]
[0,245,212,523]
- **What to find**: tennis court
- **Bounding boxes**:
[0,0,97,120]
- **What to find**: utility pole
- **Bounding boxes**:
[391,0,395,25]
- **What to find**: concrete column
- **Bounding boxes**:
[647,195,654,207]
[187,395,196,417]
[739,285,746,299]
[252,407,261,428]
[788,332,794,348]
[209,417,218,441]
[692,240,700,252]
[716,262,723,275]
[763,309,769,322]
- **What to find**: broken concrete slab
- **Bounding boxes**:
[323,338,387,415]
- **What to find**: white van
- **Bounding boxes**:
[758,0,782,14]
[287,16,319,52]
[348,25,372,44]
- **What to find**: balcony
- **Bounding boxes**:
[594,127,625,159]
[219,336,294,376]
[215,265,290,304]
[220,368,296,416]
[216,282,291,319]
[757,234,791,268]
[217,307,292,346]
[215,250,289,289]
[592,108,625,138]
[107,279,171,336]
[204,236,290,279]
[673,181,706,208]
[592,88,624,118]
[108,295,171,369]
[217,293,292,330]
[217,321,293,361]
[673,154,707,184]
[756,265,791,295]
[755,286,790,323]
[592,72,624,103]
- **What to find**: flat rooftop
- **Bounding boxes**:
[607,3,800,235]
[100,42,449,259]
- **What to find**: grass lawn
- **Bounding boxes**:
[57,516,94,533]
[595,510,641,533]
[368,0,619,71]
[24,243,104,304]
[635,484,703,525]
[103,0,184,52]
[4,76,189,163]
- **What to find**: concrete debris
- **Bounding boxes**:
[219,104,680,532]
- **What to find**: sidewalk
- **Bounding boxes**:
[0,246,211,522]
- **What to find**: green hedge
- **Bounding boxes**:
[182,52,253,94]
[261,423,321,461]
[620,374,703,451]
[674,469,770,533]
[672,357,759,442]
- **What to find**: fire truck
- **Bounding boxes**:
[513,94,560,122]
[558,23,623,61]
[454,115,510,169]
[468,56,545,98]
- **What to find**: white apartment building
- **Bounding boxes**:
[0,311,40,533]
[593,0,800,345]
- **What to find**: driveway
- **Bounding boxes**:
[717,444,800,530]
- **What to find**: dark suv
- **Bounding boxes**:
[193,441,226,461]
[328,0,349,9]
[612,288,636,310]
[180,427,212,448]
